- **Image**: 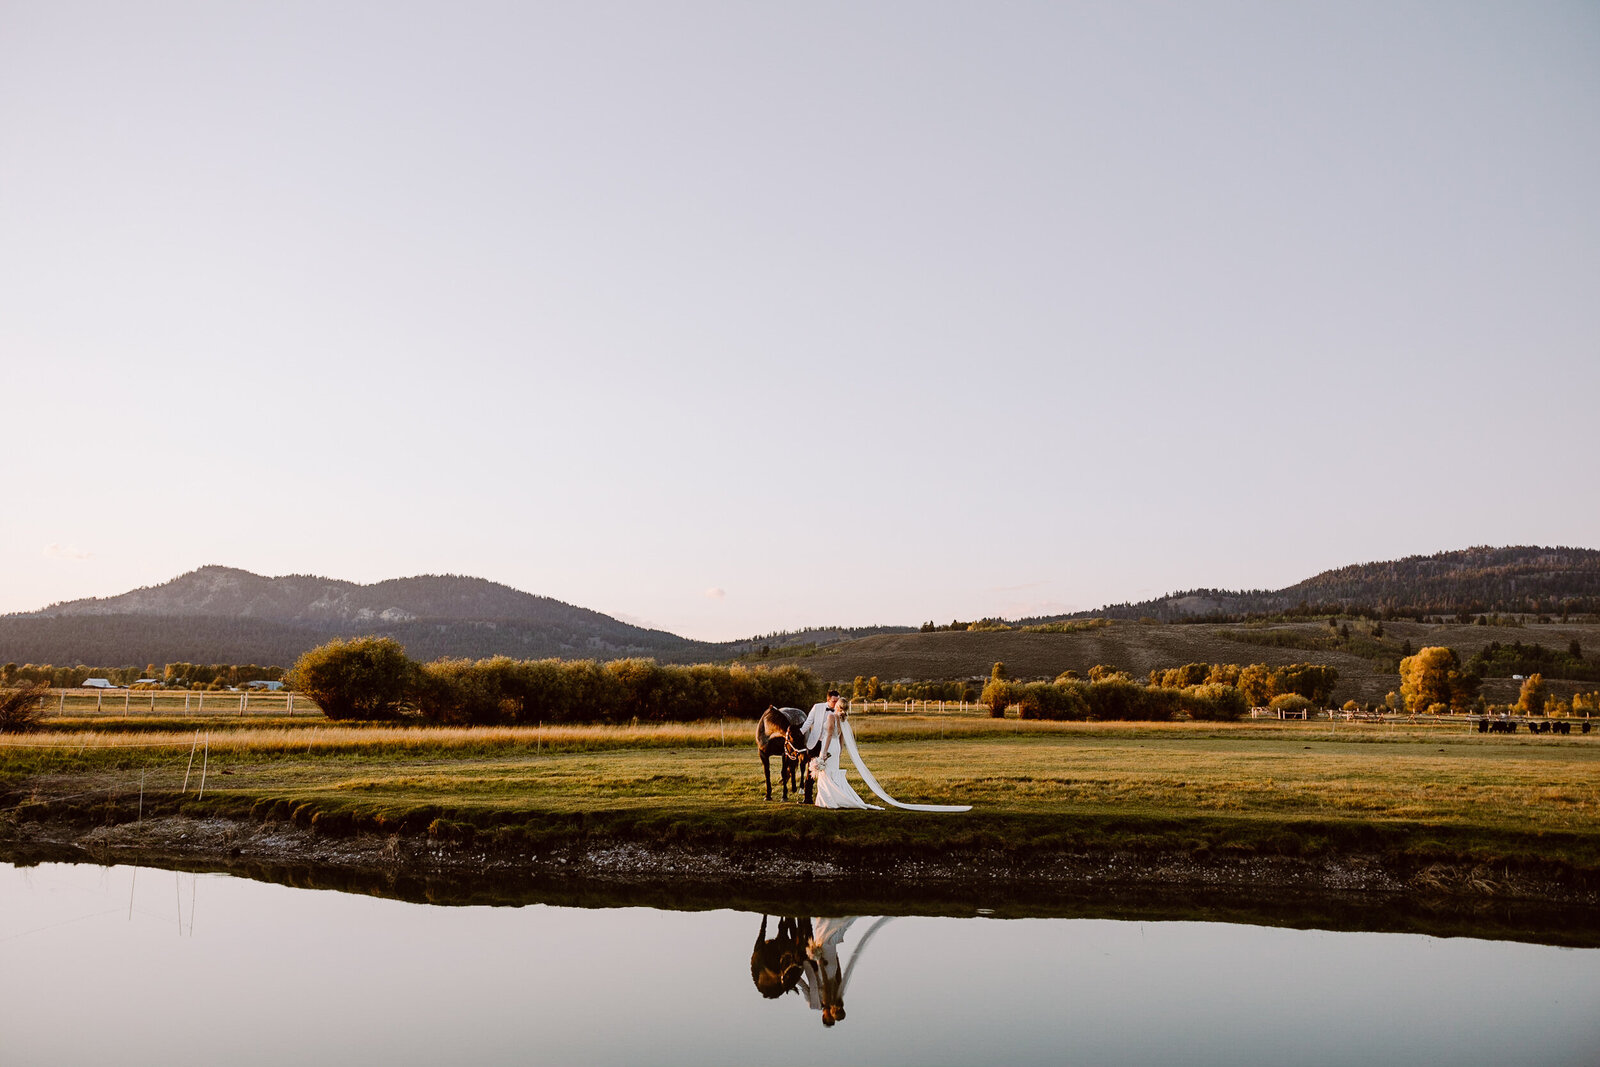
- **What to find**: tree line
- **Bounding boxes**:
[976,660,1338,722]
[288,637,822,723]
[1465,640,1599,682]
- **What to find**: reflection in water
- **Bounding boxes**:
[5,862,1600,1067]
[751,915,811,999]
[752,915,897,1027]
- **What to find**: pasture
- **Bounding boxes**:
[4,709,1598,876]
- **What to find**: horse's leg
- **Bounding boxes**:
[762,748,773,800]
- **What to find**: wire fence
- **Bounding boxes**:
[42,688,313,717]
[12,730,225,813]
[846,700,979,714]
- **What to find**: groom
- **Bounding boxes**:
[800,689,841,760]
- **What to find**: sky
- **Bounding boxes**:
[1,2,1597,642]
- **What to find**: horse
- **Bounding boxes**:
[750,914,814,999]
[756,704,814,802]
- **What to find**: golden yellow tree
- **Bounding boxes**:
[1517,673,1547,715]
[1398,646,1458,712]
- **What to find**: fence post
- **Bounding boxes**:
[182,731,199,792]
[197,733,210,799]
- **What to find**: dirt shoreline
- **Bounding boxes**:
[5,814,1599,946]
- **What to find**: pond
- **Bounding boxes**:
[1,862,1596,1066]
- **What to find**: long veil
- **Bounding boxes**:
[837,916,896,996]
[840,720,971,812]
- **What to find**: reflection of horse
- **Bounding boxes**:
[750,915,813,998]
[755,705,814,802]
[748,914,897,1027]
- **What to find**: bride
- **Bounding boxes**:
[801,692,970,812]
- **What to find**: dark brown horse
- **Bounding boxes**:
[756,705,813,802]
[750,914,814,998]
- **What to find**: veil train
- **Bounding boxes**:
[839,720,972,813]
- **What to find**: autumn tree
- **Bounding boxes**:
[1398,646,1459,712]
[1237,664,1274,707]
[1517,673,1547,716]
[982,661,1013,718]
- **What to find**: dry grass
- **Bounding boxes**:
[0,711,1511,758]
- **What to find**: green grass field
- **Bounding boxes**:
[5,711,1598,875]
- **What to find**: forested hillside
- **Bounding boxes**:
[1061,546,1600,623]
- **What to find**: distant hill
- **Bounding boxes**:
[2,566,717,666]
[1050,546,1600,623]
[757,617,1600,705]
[5,546,1596,671]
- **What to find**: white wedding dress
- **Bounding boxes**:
[812,737,880,810]
[795,916,898,1023]
[801,705,971,813]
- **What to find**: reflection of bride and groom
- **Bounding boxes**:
[749,914,897,1027]
[799,690,971,812]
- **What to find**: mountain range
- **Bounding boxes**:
[2,545,1597,668]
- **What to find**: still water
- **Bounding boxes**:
[2,862,1596,1066]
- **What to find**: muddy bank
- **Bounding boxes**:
[5,814,1598,947]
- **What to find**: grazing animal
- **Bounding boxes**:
[756,705,814,802]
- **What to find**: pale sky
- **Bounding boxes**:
[2,2,1597,641]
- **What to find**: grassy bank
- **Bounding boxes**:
[4,715,1598,883]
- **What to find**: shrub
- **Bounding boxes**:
[982,678,1014,718]
[0,684,49,733]
[287,637,419,721]
[1178,683,1247,721]
[1086,679,1177,721]
[417,657,514,725]
[416,656,820,725]
[1269,693,1314,715]
[1015,680,1090,721]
